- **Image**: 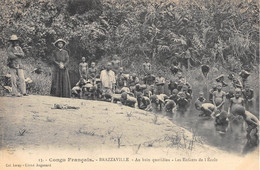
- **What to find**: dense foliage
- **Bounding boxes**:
[0,0,259,72]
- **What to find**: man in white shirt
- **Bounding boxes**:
[100,62,116,100]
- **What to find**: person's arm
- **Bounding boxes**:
[52,52,60,66]
[155,77,159,85]
[112,72,116,92]
[162,77,165,84]
[249,90,254,101]
[14,46,25,57]
[142,63,145,74]
[7,46,17,59]
[219,92,226,108]
[136,77,139,84]
[228,98,233,114]
[212,92,216,106]
[241,98,245,107]
[63,51,69,67]
[79,64,82,77]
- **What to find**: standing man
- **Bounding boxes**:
[100,62,116,100]
[7,35,27,97]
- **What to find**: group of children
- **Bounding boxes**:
[71,56,258,154]
[71,56,193,115]
[194,69,259,154]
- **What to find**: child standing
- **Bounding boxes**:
[155,71,165,94]
[242,84,254,112]
[88,62,98,84]
[142,57,152,76]
[79,57,88,80]
[213,82,226,111]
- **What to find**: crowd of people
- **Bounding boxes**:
[6,36,259,154]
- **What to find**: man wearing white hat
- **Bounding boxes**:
[7,34,27,97]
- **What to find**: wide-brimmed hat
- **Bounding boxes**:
[53,39,67,47]
[215,74,225,82]
[9,34,19,41]
[239,70,250,79]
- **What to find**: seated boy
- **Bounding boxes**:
[120,92,137,108]
[71,78,87,98]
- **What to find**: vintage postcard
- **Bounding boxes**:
[0,0,259,169]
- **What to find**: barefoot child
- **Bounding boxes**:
[195,94,216,118]
[242,84,254,111]
[71,78,87,98]
[229,88,245,138]
[155,71,165,94]
[88,62,98,84]
[232,106,259,154]
[142,57,152,76]
[176,92,189,117]
[111,55,122,73]
[209,82,217,104]
[79,57,88,79]
[213,82,226,111]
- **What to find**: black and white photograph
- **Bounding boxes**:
[0,0,259,169]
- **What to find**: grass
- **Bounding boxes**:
[0,49,52,95]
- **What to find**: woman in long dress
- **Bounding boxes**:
[50,39,71,98]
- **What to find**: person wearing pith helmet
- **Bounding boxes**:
[7,34,28,97]
[50,38,71,98]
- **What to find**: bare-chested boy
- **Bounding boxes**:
[242,84,254,111]
[111,55,121,73]
[142,57,152,75]
[88,62,98,84]
[230,88,245,113]
[229,88,245,137]
[209,82,217,103]
[212,82,226,111]
[232,106,259,154]
[79,57,88,79]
